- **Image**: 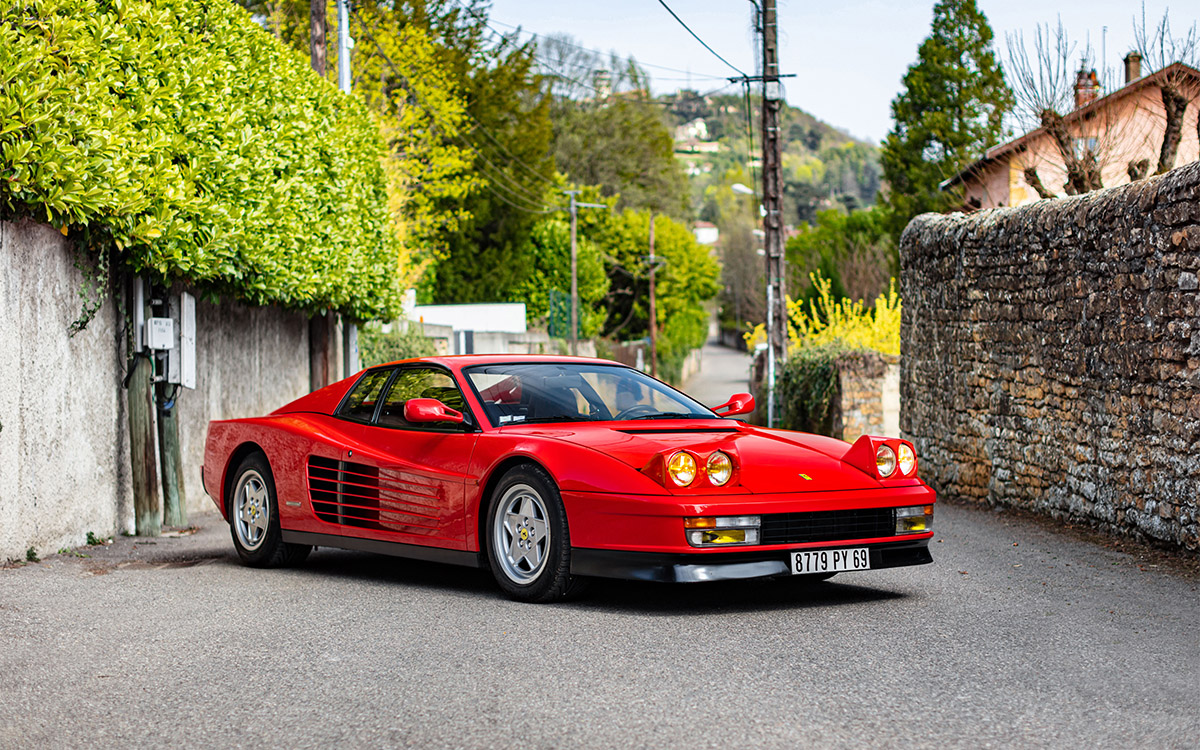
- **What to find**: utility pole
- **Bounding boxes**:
[562,191,607,355]
[337,0,359,378]
[337,0,351,93]
[128,277,160,536]
[644,212,664,378]
[308,1,331,391]
[760,0,787,428]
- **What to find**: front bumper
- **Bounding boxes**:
[570,537,932,583]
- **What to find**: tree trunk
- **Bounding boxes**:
[1023,167,1054,199]
[1156,84,1187,175]
[310,0,327,77]
[1041,110,1090,195]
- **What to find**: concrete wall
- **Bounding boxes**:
[0,220,130,560]
[0,219,311,559]
[902,161,1200,551]
[175,296,310,517]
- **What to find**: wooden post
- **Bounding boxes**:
[128,278,160,536]
[157,384,186,527]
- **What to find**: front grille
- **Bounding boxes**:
[760,508,895,545]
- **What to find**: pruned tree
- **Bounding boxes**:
[1133,6,1199,174]
[1005,8,1200,200]
[1005,19,1104,195]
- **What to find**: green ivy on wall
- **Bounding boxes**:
[0,0,406,320]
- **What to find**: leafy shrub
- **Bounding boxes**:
[358,321,437,367]
[0,0,404,319]
[788,271,900,355]
[745,270,900,434]
[775,345,844,435]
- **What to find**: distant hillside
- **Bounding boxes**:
[660,91,881,224]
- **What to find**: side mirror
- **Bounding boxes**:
[713,392,755,417]
[404,398,465,424]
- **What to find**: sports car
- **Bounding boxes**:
[203,355,934,602]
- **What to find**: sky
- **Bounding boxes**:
[484,0,1186,144]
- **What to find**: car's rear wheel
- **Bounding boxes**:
[485,465,583,602]
[229,452,310,567]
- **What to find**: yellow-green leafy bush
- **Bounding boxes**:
[0,0,404,319]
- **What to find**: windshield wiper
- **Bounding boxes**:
[513,416,592,425]
[629,412,709,420]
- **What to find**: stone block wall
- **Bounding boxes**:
[901,161,1200,551]
[749,349,901,442]
[0,219,310,559]
[835,353,900,444]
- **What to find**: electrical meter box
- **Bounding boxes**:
[166,292,197,390]
[145,317,174,351]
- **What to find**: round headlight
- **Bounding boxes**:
[706,452,733,486]
[876,444,896,478]
[897,443,916,476]
[667,451,697,487]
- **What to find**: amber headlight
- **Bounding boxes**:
[876,444,896,478]
[706,452,733,486]
[667,451,697,486]
[896,505,933,534]
[897,443,916,476]
[685,516,760,546]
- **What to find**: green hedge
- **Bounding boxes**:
[0,0,403,319]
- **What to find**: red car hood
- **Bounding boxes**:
[509,420,881,494]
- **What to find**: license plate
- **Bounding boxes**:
[790,547,871,575]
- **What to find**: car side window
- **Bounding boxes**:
[376,367,469,430]
[337,369,393,423]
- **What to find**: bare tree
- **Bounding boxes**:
[1005,20,1104,195]
[1133,6,1199,174]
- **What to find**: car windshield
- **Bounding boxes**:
[464,363,717,427]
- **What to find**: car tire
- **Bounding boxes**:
[485,464,584,603]
[228,452,311,568]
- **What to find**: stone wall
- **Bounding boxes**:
[749,349,900,442]
[0,219,311,559]
[901,161,1200,551]
[835,353,900,444]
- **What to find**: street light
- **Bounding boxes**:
[732,182,781,428]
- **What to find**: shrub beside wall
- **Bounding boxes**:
[0,0,404,319]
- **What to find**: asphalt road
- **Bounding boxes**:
[683,340,752,408]
[2,500,1196,749]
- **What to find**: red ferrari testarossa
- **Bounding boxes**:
[203,355,934,602]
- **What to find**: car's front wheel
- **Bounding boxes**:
[485,465,583,602]
[228,452,310,567]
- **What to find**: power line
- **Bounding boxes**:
[463,7,733,81]
[653,0,749,77]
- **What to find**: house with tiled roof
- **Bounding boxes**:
[942,56,1200,209]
